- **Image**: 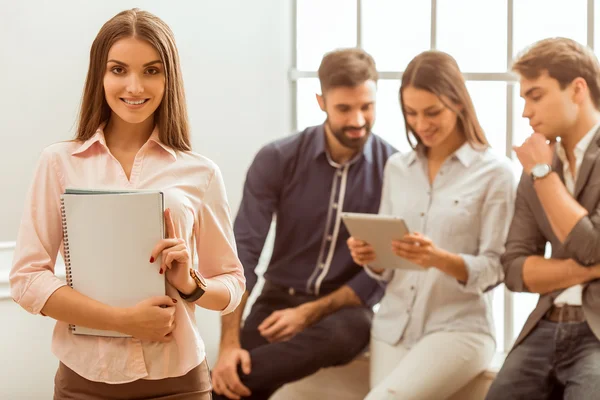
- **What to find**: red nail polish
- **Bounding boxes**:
[150,256,155,263]
[172,298,177,303]
[159,268,163,274]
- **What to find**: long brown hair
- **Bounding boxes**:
[400,50,488,150]
[76,8,191,151]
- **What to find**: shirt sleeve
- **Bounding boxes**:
[364,265,393,282]
[195,166,246,315]
[344,269,385,306]
[10,148,67,314]
[562,197,600,266]
[460,161,516,294]
[233,144,283,294]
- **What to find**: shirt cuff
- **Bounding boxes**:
[346,269,385,307]
[459,254,483,294]
[12,270,66,315]
[210,274,245,315]
[364,265,393,282]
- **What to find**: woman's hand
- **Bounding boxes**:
[393,233,468,281]
[391,232,443,268]
[150,209,194,293]
[347,236,384,274]
[119,296,177,342]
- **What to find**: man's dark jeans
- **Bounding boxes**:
[486,319,600,400]
[212,282,373,400]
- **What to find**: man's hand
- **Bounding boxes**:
[513,132,555,175]
[212,346,252,400]
[258,305,311,343]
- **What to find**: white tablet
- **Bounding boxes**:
[341,212,422,271]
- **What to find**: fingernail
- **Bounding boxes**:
[172,298,177,303]
[150,256,155,263]
[159,268,163,274]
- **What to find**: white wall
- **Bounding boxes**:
[0,0,291,398]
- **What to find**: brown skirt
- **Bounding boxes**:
[53,360,212,400]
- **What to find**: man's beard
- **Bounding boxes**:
[326,119,372,150]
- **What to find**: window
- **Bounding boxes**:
[296,0,357,71]
[292,0,597,353]
[437,0,508,72]
[362,0,431,71]
[513,0,587,59]
[296,78,324,129]
[374,80,412,153]
[466,81,507,157]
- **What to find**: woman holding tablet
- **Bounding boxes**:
[347,50,515,400]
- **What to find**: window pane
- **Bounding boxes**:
[297,0,357,70]
[296,78,325,129]
[362,0,431,71]
[513,0,587,58]
[374,80,413,153]
[437,0,507,72]
[466,81,507,157]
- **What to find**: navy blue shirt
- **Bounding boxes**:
[234,125,397,306]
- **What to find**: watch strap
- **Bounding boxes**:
[178,269,206,302]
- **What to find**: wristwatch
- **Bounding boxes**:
[178,268,207,302]
[530,163,552,181]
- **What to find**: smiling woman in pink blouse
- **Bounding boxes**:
[9,8,245,400]
[348,51,515,400]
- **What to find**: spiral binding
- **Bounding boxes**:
[61,197,76,333]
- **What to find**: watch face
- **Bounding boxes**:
[191,269,207,287]
[532,164,551,178]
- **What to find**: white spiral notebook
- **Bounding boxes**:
[60,188,166,337]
